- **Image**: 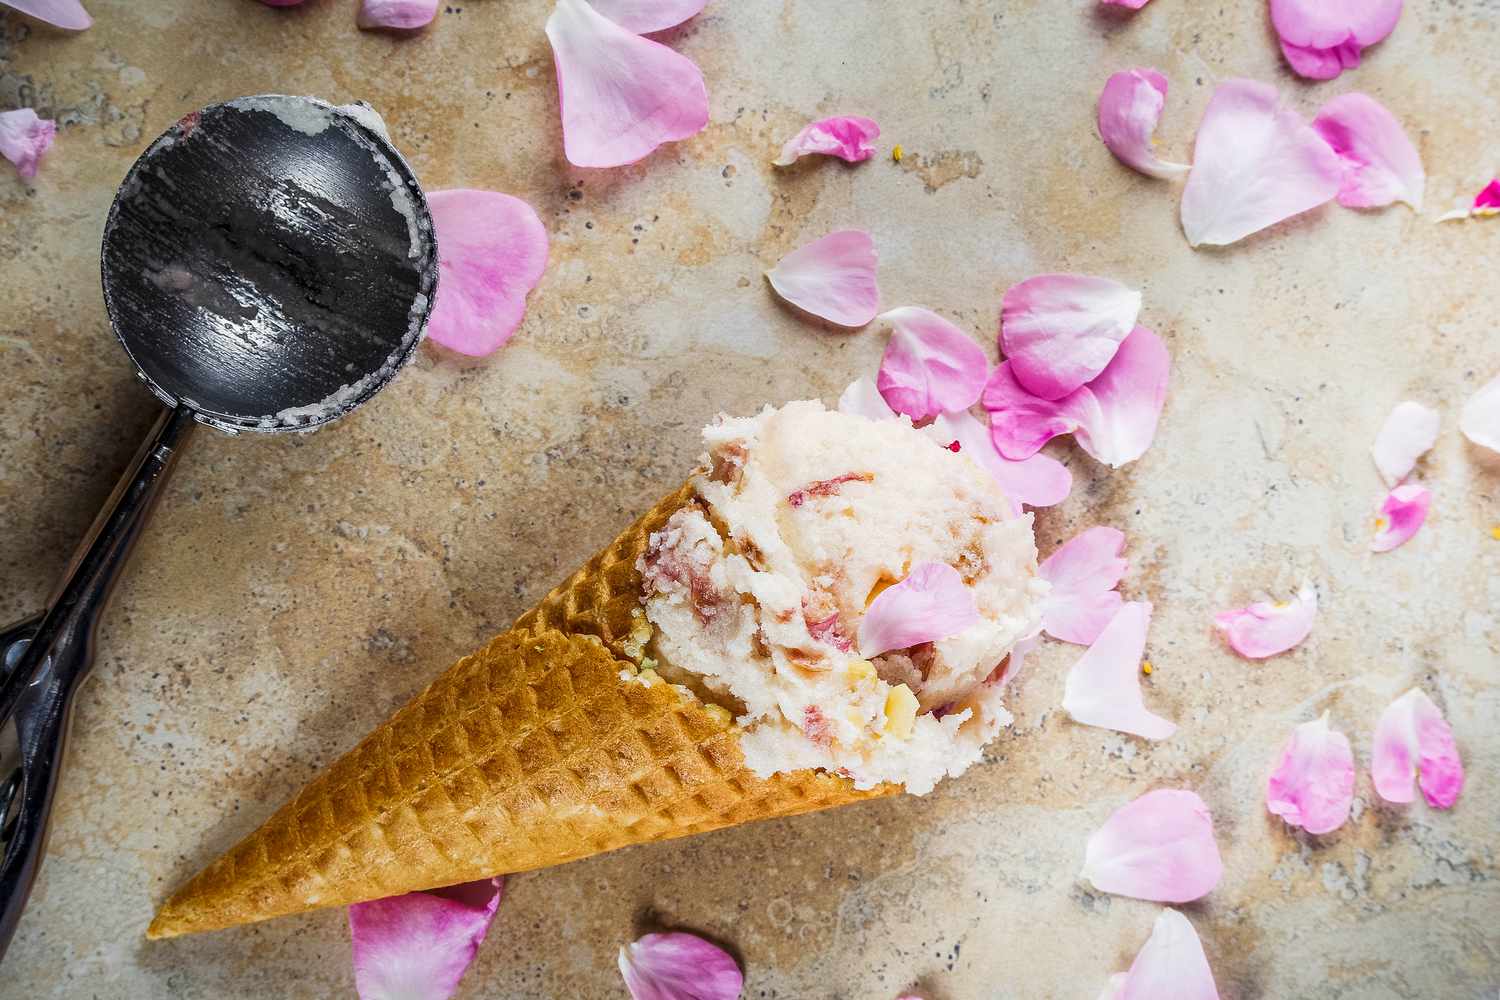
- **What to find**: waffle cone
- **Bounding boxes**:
[148,481,892,938]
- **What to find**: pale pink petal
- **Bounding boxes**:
[1082,789,1222,902]
[876,307,988,420]
[1,0,91,28]
[1371,483,1430,552]
[545,0,709,169]
[1213,582,1317,660]
[1038,527,1128,645]
[927,410,1073,512]
[349,877,504,1000]
[1062,601,1176,741]
[1461,373,1500,454]
[773,115,880,167]
[1270,0,1401,80]
[1107,909,1220,1000]
[766,229,880,328]
[837,376,896,422]
[425,189,549,357]
[1312,93,1424,210]
[857,562,981,658]
[983,326,1168,467]
[619,932,743,1000]
[1180,79,1343,247]
[358,0,438,29]
[1000,274,1141,400]
[0,109,56,180]
[587,0,705,33]
[1266,712,1355,835]
[1372,688,1464,809]
[1101,0,1150,7]
[1098,69,1189,181]
[1370,400,1440,486]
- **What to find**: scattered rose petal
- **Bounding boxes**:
[1371,483,1430,552]
[766,229,880,328]
[837,376,896,422]
[773,115,880,167]
[1180,79,1343,247]
[1436,180,1500,222]
[1082,789,1223,902]
[358,0,438,29]
[1102,909,1220,1000]
[1270,0,1402,81]
[1372,688,1463,808]
[0,108,56,180]
[587,0,706,33]
[1101,0,1151,7]
[1213,582,1317,660]
[1038,527,1128,645]
[1062,601,1176,741]
[619,932,744,1000]
[1,0,91,28]
[1370,400,1440,485]
[1000,274,1142,400]
[545,0,709,169]
[349,877,504,1000]
[425,189,549,357]
[1097,69,1189,180]
[1266,712,1355,835]
[1461,373,1500,454]
[927,410,1073,512]
[875,307,988,421]
[858,562,981,658]
[1311,93,1424,210]
[985,326,1169,468]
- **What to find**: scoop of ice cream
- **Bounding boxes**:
[638,400,1045,794]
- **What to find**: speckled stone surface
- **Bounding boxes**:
[2,1,1498,997]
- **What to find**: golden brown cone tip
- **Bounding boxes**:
[148,481,891,939]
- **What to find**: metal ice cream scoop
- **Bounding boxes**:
[0,95,437,958]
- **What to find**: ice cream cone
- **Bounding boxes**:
[148,480,892,939]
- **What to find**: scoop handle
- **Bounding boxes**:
[0,404,194,959]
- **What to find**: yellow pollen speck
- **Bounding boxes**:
[891,144,904,162]
[1141,660,1154,676]
[1374,517,1389,532]
[1491,525,1500,541]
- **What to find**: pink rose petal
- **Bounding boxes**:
[1000,274,1141,400]
[1270,0,1401,81]
[1266,712,1355,835]
[875,307,988,421]
[1372,688,1464,809]
[0,109,56,180]
[1180,79,1343,247]
[358,0,438,29]
[837,376,897,422]
[927,410,1073,512]
[857,562,981,658]
[766,229,880,328]
[1213,582,1317,660]
[1312,93,1424,210]
[1370,400,1440,486]
[1477,180,1500,213]
[1098,69,1189,181]
[1101,0,1151,7]
[349,877,504,1000]
[1062,601,1176,741]
[1083,789,1223,902]
[1461,373,1500,454]
[0,0,91,28]
[980,360,1080,459]
[587,0,706,33]
[1103,909,1220,1000]
[425,189,549,357]
[773,115,880,167]
[619,932,744,1000]
[1371,483,1430,552]
[545,0,709,169]
[1038,527,1128,645]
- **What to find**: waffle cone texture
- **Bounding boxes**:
[148,481,892,938]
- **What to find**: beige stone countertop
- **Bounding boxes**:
[2,1,1498,997]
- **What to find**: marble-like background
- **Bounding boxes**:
[2,1,1497,996]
